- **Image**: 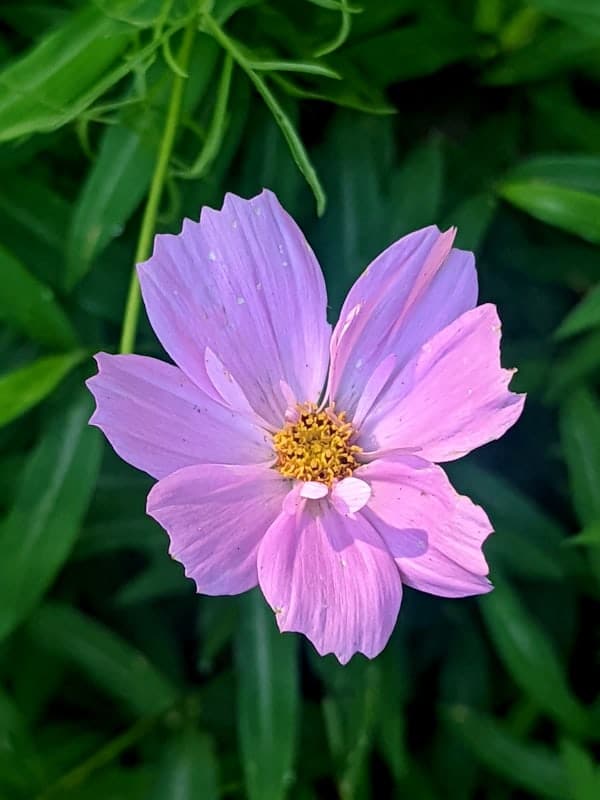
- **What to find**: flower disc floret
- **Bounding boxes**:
[273,403,362,485]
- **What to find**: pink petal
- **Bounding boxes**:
[331,477,371,514]
[357,456,493,597]
[138,190,331,427]
[147,463,288,595]
[328,226,477,415]
[257,501,402,663]
[358,304,525,462]
[87,353,272,480]
[300,481,329,500]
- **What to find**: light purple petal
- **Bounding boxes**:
[357,304,525,462]
[138,190,331,427]
[331,477,371,514]
[87,353,273,480]
[328,226,477,415]
[357,456,493,597]
[147,463,288,595]
[257,501,402,663]
[300,481,329,500]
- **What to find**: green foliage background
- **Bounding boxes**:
[1,0,599,797]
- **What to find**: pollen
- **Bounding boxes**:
[273,403,362,485]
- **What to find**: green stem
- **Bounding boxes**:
[36,714,158,799]
[119,21,196,354]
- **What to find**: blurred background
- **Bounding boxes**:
[1,0,599,798]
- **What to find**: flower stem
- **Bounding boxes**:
[36,714,158,799]
[119,21,196,354]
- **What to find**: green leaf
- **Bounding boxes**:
[115,558,191,605]
[548,330,600,400]
[389,137,444,235]
[310,111,394,311]
[561,739,600,800]
[556,281,600,339]
[449,462,577,581]
[506,155,600,195]
[0,5,137,141]
[0,391,101,640]
[235,590,299,800]
[560,387,600,526]
[372,647,410,785]
[480,580,590,737]
[26,603,179,716]
[54,767,153,800]
[0,686,43,796]
[499,180,600,244]
[174,52,233,180]
[204,14,326,215]
[312,0,353,57]
[443,193,497,251]
[314,655,382,798]
[0,175,70,288]
[65,38,219,288]
[150,729,219,800]
[502,157,600,256]
[484,26,600,86]
[528,0,600,36]
[346,15,478,85]
[0,245,77,349]
[443,705,568,799]
[0,352,84,428]
[65,117,156,290]
[248,58,341,79]
[94,0,170,28]
[568,520,600,547]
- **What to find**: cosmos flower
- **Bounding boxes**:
[87,190,525,664]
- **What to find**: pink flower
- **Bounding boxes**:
[87,190,525,664]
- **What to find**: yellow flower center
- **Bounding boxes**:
[273,403,362,485]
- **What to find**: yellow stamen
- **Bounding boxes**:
[273,402,361,485]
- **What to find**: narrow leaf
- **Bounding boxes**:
[556,281,600,340]
[205,14,326,215]
[150,729,219,800]
[560,387,600,526]
[0,245,77,349]
[0,352,84,428]
[506,155,600,195]
[235,590,299,800]
[499,180,600,244]
[528,0,600,36]
[444,705,568,799]
[0,5,136,141]
[561,739,600,800]
[66,39,219,288]
[0,391,101,640]
[26,603,179,716]
[480,580,590,737]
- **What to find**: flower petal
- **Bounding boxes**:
[357,304,525,462]
[357,455,493,597]
[87,353,272,480]
[300,481,329,500]
[329,226,477,415]
[331,477,371,514]
[147,463,288,595]
[138,189,331,426]
[257,501,402,663]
